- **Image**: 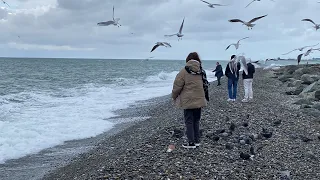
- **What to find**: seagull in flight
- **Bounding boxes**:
[225,37,249,50]
[282,43,319,55]
[229,15,267,30]
[151,42,172,52]
[165,17,185,41]
[199,0,228,8]
[302,19,320,31]
[297,47,320,64]
[245,0,275,8]
[1,0,10,8]
[97,6,121,27]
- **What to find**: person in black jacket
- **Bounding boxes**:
[225,55,241,101]
[240,57,255,102]
[212,62,223,86]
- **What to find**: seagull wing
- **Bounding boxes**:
[225,44,236,50]
[212,4,228,6]
[302,19,317,25]
[114,18,120,22]
[164,34,177,37]
[281,49,298,55]
[238,37,249,43]
[297,53,303,64]
[200,0,211,5]
[228,19,245,24]
[112,6,115,21]
[245,0,256,8]
[98,21,114,26]
[302,42,320,49]
[151,44,160,52]
[248,14,268,23]
[3,1,10,7]
[162,42,172,47]
[179,17,185,34]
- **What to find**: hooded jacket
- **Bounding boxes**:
[172,60,207,109]
[242,63,255,79]
[225,61,241,80]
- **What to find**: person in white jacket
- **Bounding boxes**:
[240,57,255,102]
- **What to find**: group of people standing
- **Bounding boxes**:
[171,52,255,149]
[212,54,255,102]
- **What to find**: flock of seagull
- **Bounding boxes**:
[94,0,320,64]
[2,0,320,63]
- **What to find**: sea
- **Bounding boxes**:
[0,57,318,179]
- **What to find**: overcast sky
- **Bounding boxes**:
[0,0,320,60]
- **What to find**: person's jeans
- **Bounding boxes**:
[217,76,221,85]
[243,79,253,99]
[228,78,238,99]
[184,108,201,144]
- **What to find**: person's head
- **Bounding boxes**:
[216,62,220,66]
[230,55,236,61]
[186,52,201,63]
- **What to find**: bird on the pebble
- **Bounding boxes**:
[273,120,282,126]
[229,123,236,131]
[226,143,234,150]
[261,128,273,138]
[240,152,253,160]
[300,135,313,142]
[242,122,249,127]
[250,146,255,155]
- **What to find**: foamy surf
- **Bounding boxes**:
[0,69,216,164]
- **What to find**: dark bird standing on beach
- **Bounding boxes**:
[240,152,252,160]
[228,15,268,30]
[229,122,236,131]
[261,128,273,138]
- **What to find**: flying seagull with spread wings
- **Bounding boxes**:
[245,0,275,8]
[302,19,320,31]
[165,17,185,41]
[282,43,319,55]
[228,15,268,30]
[1,0,10,7]
[199,0,228,8]
[151,42,172,52]
[97,6,121,27]
[225,37,249,50]
[297,48,320,64]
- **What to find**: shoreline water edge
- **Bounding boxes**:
[39,65,320,180]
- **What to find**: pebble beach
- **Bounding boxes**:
[43,66,320,180]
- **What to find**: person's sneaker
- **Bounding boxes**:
[242,99,249,102]
[232,99,236,102]
[195,143,201,147]
[227,98,233,102]
[182,143,196,149]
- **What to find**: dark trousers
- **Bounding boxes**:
[217,76,221,85]
[184,108,201,144]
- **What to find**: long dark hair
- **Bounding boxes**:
[186,52,201,63]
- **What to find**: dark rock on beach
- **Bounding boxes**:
[42,68,320,180]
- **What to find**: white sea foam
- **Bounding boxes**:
[0,69,217,164]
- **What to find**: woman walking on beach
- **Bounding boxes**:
[212,62,224,86]
[240,56,255,102]
[225,55,241,101]
[172,52,209,149]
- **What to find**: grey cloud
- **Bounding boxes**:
[1,0,320,59]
